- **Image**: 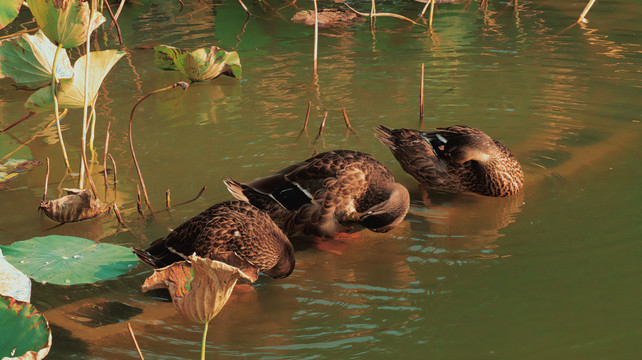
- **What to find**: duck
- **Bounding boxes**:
[374,125,524,197]
[224,150,410,238]
[133,200,295,282]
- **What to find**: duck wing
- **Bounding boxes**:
[375,125,460,189]
[135,202,289,279]
[284,163,368,237]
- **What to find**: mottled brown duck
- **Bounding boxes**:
[133,201,295,282]
[224,150,410,238]
[375,125,524,197]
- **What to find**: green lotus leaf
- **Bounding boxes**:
[0,235,139,286]
[26,0,105,49]
[0,295,51,360]
[24,49,125,112]
[0,30,74,90]
[154,45,242,82]
[0,0,22,30]
[0,159,41,184]
[0,249,31,303]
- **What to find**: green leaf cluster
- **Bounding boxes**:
[154,45,242,82]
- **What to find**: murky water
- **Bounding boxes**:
[1,0,641,358]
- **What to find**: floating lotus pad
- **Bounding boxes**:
[0,235,139,286]
[0,30,74,90]
[0,294,51,360]
[154,45,242,82]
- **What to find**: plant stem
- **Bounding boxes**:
[51,43,72,172]
[313,0,318,76]
[428,0,435,28]
[343,3,427,28]
[201,321,209,360]
[103,122,111,196]
[80,0,95,190]
[129,82,189,215]
[127,322,145,360]
[577,0,597,23]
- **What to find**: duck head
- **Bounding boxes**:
[359,183,410,233]
[445,134,499,164]
[263,240,296,279]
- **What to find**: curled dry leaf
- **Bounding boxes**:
[142,255,252,324]
[291,9,361,27]
[38,188,109,223]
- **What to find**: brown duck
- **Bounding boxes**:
[224,150,410,238]
[375,125,524,197]
[133,201,295,282]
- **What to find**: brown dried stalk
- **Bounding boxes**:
[343,3,427,28]
[113,203,126,226]
[104,0,123,45]
[341,108,357,134]
[129,82,189,214]
[419,63,425,122]
[297,101,312,140]
[166,189,171,209]
[103,122,111,195]
[127,322,145,360]
[315,111,328,141]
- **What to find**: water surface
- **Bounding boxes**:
[1,0,640,358]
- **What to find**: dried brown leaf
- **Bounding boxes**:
[38,188,109,223]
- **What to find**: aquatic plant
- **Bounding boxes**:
[154,45,242,82]
[1,235,139,286]
[142,255,252,360]
[0,0,23,30]
[0,295,51,360]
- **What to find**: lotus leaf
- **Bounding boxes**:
[0,295,51,360]
[0,30,74,90]
[0,159,41,184]
[154,45,242,82]
[142,255,252,324]
[0,235,139,286]
[24,50,125,112]
[26,0,105,48]
[0,249,31,303]
[0,0,22,30]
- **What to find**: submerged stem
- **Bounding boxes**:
[52,43,72,172]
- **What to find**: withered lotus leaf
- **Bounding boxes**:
[142,255,252,324]
[38,188,109,223]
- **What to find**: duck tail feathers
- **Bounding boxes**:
[374,125,396,148]
[224,178,250,202]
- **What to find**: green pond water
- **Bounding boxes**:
[1,0,641,358]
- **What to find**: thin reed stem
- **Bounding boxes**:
[51,43,72,172]
[127,322,145,360]
[129,82,189,214]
